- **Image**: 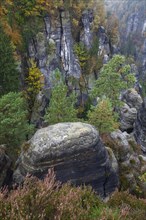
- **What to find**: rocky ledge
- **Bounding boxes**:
[13,122,119,197]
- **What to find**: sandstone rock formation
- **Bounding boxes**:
[28,11,81,88]
[135,98,146,153]
[30,91,49,128]
[120,103,137,131]
[122,89,143,110]
[120,89,143,132]
[80,9,94,49]
[109,130,143,192]
[13,122,119,197]
[27,9,112,86]
[60,11,81,79]
[105,0,146,73]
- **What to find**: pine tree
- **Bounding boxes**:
[0,92,33,148]
[91,55,136,108]
[88,98,118,134]
[0,24,18,96]
[44,82,78,125]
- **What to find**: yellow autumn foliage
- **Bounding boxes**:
[26,60,44,95]
[24,59,44,113]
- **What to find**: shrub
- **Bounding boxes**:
[0,171,146,220]
[0,170,102,220]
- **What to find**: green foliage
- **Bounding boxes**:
[0,92,33,148]
[44,73,78,124]
[4,0,45,25]
[88,98,119,134]
[91,55,136,108]
[0,24,18,95]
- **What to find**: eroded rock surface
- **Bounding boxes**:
[30,91,49,128]
[120,89,143,132]
[0,146,12,188]
[60,11,81,79]
[80,9,94,49]
[13,122,118,197]
[109,130,143,192]
[122,89,143,110]
[135,99,146,153]
[120,103,137,131]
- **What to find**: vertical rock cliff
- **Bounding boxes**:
[105,0,146,74]
[28,11,81,90]
[25,9,112,126]
[26,9,112,90]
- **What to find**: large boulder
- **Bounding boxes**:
[13,122,118,197]
[0,146,12,188]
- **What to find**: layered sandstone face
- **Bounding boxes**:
[13,122,119,197]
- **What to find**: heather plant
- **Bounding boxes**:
[108,191,146,220]
[0,169,102,220]
[0,170,146,220]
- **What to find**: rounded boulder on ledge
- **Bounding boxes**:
[13,122,119,197]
